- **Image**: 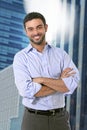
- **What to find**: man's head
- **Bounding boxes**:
[23,12,48,45]
[23,12,46,28]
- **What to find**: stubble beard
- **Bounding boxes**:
[30,34,45,45]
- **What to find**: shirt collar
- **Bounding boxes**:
[25,43,51,53]
[25,44,33,53]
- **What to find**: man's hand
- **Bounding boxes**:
[60,68,76,78]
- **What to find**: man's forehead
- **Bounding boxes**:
[25,19,43,26]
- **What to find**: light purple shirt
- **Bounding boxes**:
[13,44,79,110]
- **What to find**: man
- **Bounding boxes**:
[13,12,79,130]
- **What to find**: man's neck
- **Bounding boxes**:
[31,42,47,52]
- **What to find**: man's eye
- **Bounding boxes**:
[28,28,33,31]
[26,27,33,31]
[37,26,43,29]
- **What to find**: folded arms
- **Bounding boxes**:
[33,68,76,97]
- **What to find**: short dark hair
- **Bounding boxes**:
[23,12,46,28]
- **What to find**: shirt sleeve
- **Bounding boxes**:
[13,52,42,100]
[61,51,80,95]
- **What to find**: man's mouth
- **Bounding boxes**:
[33,34,41,40]
[34,36,40,39]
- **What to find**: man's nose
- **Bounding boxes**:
[33,28,39,34]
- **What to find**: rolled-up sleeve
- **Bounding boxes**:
[13,52,42,100]
[62,73,79,94]
[61,51,80,94]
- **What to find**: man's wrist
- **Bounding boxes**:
[41,77,46,84]
[33,77,44,84]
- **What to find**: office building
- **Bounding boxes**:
[0,0,28,70]
[0,65,24,130]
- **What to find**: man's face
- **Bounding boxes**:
[25,19,48,45]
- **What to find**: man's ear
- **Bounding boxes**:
[45,24,48,32]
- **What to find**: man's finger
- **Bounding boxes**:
[61,70,76,78]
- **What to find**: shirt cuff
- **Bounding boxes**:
[29,82,42,98]
[61,77,76,95]
[29,83,42,103]
[35,82,42,95]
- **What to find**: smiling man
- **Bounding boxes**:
[25,19,47,45]
[13,12,79,130]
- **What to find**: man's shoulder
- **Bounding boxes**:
[14,46,29,62]
[49,45,68,58]
[14,48,26,56]
[14,44,31,56]
[50,45,64,52]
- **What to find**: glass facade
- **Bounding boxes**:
[0,0,28,70]
[0,0,87,130]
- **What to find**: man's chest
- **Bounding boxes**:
[26,53,63,78]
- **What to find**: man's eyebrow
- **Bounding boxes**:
[26,24,43,29]
[26,26,33,29]
[37,24,43,27]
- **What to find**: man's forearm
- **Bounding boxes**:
[35,85,56,97]
[33,68,75,97]
[33,68,75,93]
[37,77,69,93]
[45,78,68,92]
[34,78,68,97]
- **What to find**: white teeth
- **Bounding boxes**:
[34,36,40,39]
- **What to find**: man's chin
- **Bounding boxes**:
[30,36,45,45]
[31,40,43,45]
[34,42,42,45]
